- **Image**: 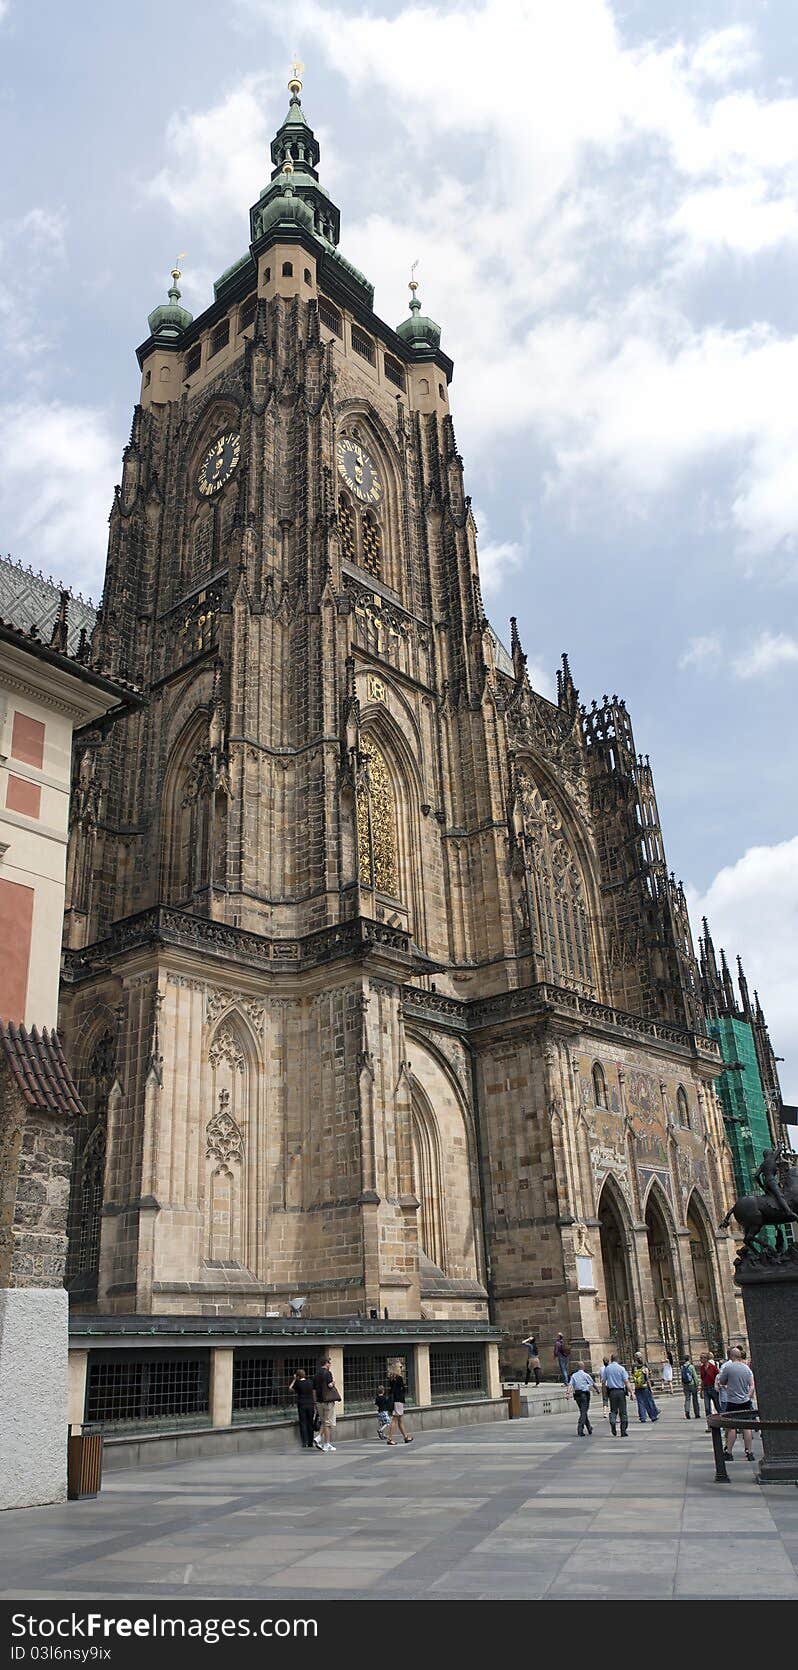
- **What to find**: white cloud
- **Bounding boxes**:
[679,634,722,670]
[147,75,277,228]
[478,538,524,596]
[0,205,67,367]
[688,837,798,1102]
[227,0,798,569]
[688,26,759,88]
[733,632,798,679]
[0,401,118,597]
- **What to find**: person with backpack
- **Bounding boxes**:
[553,1333,571,1385]
[631,1353,660,1423]
[312,1353,342,1453]
[699,1352,721,1430]
[681,1355,700,1419]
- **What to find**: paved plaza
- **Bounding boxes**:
[2,1399,798,1601]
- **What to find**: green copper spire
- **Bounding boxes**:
[251,65,341,248]
[396,268,441,352]
[147,259,193,340]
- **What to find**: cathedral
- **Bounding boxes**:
[56,71,766,1377]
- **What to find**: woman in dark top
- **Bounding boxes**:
[386,1367,413,1445]
[289,1368,316,1449]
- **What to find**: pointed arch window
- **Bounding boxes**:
[358,739,398,896]
[517,771,596,996]
[592,1061,608,1109]
[676,1085,690,1128]
[66,1029,115,1291]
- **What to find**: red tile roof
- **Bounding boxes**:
[0,1023,86,1120]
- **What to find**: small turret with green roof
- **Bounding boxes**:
[251,63,341,249]
[396,272,441,353]
[147,261,193,341]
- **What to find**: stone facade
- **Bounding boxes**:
[58,80,748,1370]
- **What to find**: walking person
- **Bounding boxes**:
[385,1362,413,1445]
[699,1352,721,1430]
[568,1362,595,1436]
[601,1354,631,1436]
[554,1333,571,1386]
[522,1334,541,1386]
[375,1383,392,1440]
[718,1346,756,1463]
[289,1366,317,1450]
[600,1356,610,1418]
[312,1353,342,1453]
[661,1351,674,1395]
[632,1353,660,1423]
[681,1355,700,1419]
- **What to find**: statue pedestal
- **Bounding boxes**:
[736,1244,798,1484]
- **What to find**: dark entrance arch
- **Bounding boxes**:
[645,1185,683,1361]
[598,1180,636,1366]
[687,1194,724,1357]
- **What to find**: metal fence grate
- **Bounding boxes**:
[232,1351,318,1423]
[319,298,342,337]
[429,1345,486,1402]
[238,295,257,333]
[350,325,375,365]
[342,1349,413,1411]
[85,1353,211,1431]
[383,355,405,390]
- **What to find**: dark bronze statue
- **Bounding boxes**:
[719,1149,798,1251]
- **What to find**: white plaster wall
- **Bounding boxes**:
[0,1287,68,1510]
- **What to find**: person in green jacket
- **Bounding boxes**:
[681,1355,700,1419]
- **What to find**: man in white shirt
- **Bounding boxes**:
[718,1346,756,1462]
[568,1362,596,1436]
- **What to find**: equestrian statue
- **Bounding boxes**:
[719,1148,798,1252]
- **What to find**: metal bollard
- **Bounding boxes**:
[710,1419,730,1483]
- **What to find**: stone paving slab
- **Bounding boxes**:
[1,1401,798,1600]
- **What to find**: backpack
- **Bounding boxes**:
[681,1363,693,1387]
[632,1366,646,1389]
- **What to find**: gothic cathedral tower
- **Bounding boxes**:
[62,75,743,1365]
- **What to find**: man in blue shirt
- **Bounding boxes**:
[601,1355,631,1436]
[567,1363,596,1436]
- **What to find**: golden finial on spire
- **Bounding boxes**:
[288,58,304,99]
[171,252,187,286]
[409,258,419,293]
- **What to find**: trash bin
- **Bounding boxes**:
[504,1386,522,1419]
[67,1425,103,1500]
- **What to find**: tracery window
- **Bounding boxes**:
[66,1029,115,1289]
[338,491,385,583]
[357,739,398,896]
[361,512,382,579]
[338,492,356,564]
[517,771,596,996]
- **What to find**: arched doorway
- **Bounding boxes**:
[687,1194,724,1357]
[645,1186,683,1361]
[598,1181,636,1366]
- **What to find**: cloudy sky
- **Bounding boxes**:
[1,0,796,1096]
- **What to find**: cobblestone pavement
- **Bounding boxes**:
[2,1399,798,1600]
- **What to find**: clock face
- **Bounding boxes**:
[197,431,241,497]
[336,438,383,506]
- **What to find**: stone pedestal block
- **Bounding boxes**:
[736,1246,798,1484]
[0,1287,68,1510]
